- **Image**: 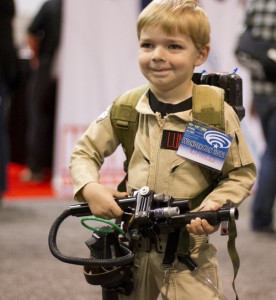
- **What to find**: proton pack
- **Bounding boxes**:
[193,70,244,121]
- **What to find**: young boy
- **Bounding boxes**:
[70,0,256,299]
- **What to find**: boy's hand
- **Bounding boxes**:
[186,201,221,235]
[82,182,127,219]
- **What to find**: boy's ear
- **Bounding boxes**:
[195,44,210,66]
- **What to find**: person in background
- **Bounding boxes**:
[70,1,256,299]
[21,0,62,182]
[0,0,19,202]
[242,0,276,233]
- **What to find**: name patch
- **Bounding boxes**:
[161,130,183,151]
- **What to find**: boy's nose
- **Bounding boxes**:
[152,46,166,61]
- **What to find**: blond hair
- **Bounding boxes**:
[137,0,210,50]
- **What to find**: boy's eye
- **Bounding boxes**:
[169,44,183,49]
[140,43,153,49]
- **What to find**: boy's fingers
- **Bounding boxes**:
[107,187,128,198]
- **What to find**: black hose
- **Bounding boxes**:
[48,209,134,267]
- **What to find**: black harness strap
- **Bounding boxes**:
[161,183,216,267]
[162,229,181,267]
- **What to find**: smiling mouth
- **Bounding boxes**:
[151,68,170,72]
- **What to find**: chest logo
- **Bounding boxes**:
[161,130,183,151]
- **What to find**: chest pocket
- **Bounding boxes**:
[128,134,151,191]
[168,157,212,199]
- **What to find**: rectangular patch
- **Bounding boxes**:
[177,121,233,171]
[161,130,183,151]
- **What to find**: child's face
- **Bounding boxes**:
[139,26,209,95]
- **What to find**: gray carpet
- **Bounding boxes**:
[0,196,275,300]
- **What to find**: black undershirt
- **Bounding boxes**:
[148,89,192,117]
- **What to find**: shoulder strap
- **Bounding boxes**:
[192,85,225,131]
[193,85,240,298]
[110,84,148,191]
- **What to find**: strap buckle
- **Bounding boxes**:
[160,263,175,270]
